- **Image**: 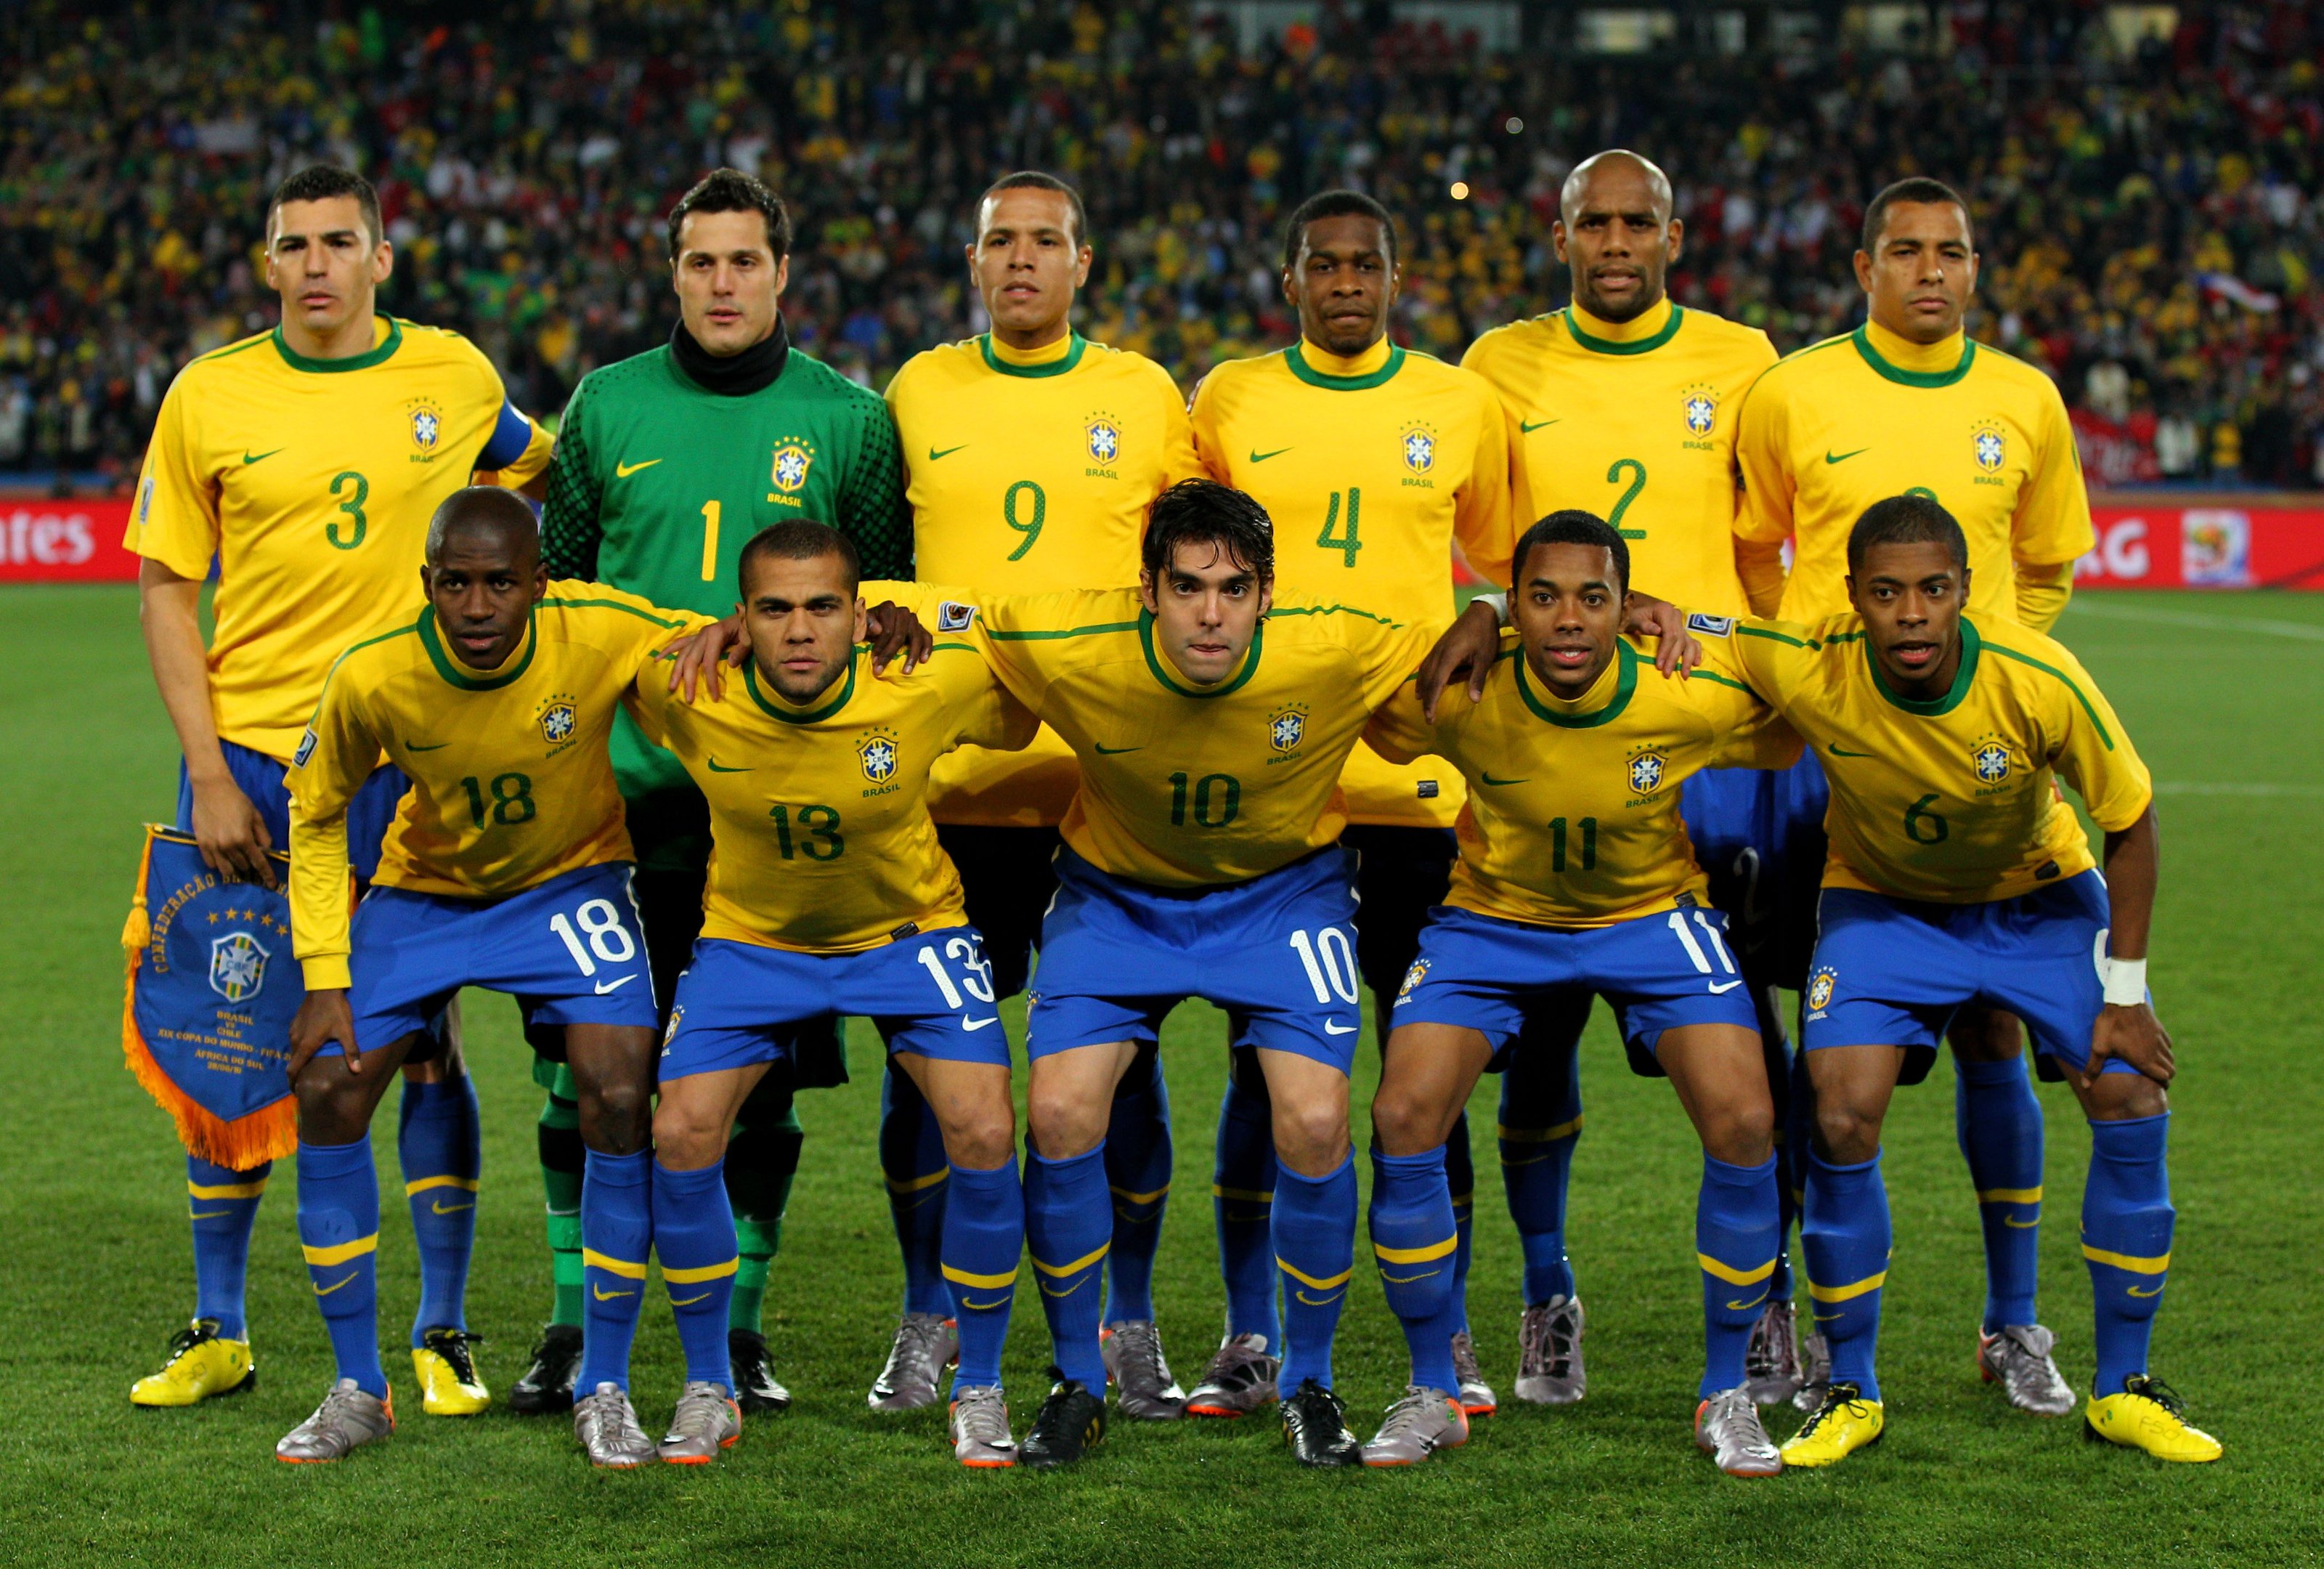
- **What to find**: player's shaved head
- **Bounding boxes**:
[426,486,540,567]
[739,519,861,600]
[1514,510,1630,595]
[1559,150,1672,229]
[1848,492,1967,575]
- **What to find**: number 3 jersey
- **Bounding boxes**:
[626,626,1037,954]
[286,584,702,987]
[1365,628,1799,928]
[1728,613,2151,903]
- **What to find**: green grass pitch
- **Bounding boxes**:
[1,585,2318,1568]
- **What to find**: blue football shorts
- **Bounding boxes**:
[1800,870,2135,1083]
[1679,748,1829,987]
[1026,844,1365,1072]
[1390,901,1760,1077]
[659,925,1009,1080]
[339,861,657,1054]
[176,738,409,884]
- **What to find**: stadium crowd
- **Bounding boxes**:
[3,0,2320,489]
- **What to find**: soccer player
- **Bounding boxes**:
[125,165,550,1412]
[1461,149,1797,1403]
[1725,494,2217,1467]
[1732,177,2097,1414]
[877,170,1203,1418]
[1187,188,1514,1418]
[277,490,674,1464]
[527,167,912,1416]
[638,521,1036,1469]
[1362,511,1797,1474]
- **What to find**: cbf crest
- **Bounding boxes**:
[1268,703,1309,755]
[1805,966,1837,1015]
[208,929,270,1003]
[1681,382,1718,439]
[858,728,901,784]
[1397,959,1431,1000]
[1972,418,2007,474]
[1626,745,1669,796]
[769,436,817,496]
[1400,422,1438,477]
[1084,410,1122,469]
[1970,731,2015,786]
[407,397,444,455]
[537,692,580,750]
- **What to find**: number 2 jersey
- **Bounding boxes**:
[1365,628,1800,928]
[627,628,1037,954]
[285,585,701,988]
[1728,613,2151,903]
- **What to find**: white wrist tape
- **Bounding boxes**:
[2102,957,2148,1008]
[1472,592,1509,620]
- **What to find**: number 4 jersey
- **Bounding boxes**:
[285,583,703,988]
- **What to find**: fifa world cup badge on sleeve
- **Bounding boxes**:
[118,825,306,1167]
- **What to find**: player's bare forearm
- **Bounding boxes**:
[1620,593,1702,676]
[2085,803,2171,1087]
[864,600,933,675]
[667,615,748,702]
[288,989,361,1082]
[1415,597,1503,720]
[138,559,275,885]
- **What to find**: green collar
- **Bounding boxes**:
[1866,617,1981,715]
[1138,609,1263,698]
[980,332,1087,378]
[418,606,537,691]
[272,313,404,374]
[1850,323,1976,389]
[743,646,859,723]
[1516,638,1637,727]
[1284,340,1407,391]
[1562,304,1684,357]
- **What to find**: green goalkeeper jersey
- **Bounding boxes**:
[540,333,911,800]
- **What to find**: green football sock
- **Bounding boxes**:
[537,1061,585,1329]
[730,1217,780,1334]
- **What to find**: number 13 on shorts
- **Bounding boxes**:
[916,934,998,1012]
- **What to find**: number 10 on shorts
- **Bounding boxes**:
[1288,926,1361,1005]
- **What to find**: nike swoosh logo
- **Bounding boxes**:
[1381,1268,1442,1285]
[1094,743,1142,755]
[1829,744,1877,758]
[592,1284,635,1301]
[594,975,638,994]
[1825,447,1869,464]
[407,741,450,752]
[189,1209,233,1220]
[615,459,662,477]
[1812,1310,1845,1323]
[1726,1290,1771,1312]
[243,448,283,465]
[2003,1216,2039,1228]
[961,1016,999,1030]
[2126,1283,2164,1298]
[1707,980,1745,994]
[313,1271,360,1297]
[1519,419,1559,433]
[1293,1289,1343,1306]
[1248,447,1292,463]
[927,444,968,461]
[430,1200,474,1215]
[1480,773,1529,787]
[706,757,752,773]
[1040,1278,1092,1299]
[1226,1209,1272,1223]
[962,1294,1011,1311]
[1324,1021,1357,1035]
[669,1291,712,1307]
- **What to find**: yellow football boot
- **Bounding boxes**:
[1779,1382,1885,1468]
[131,1320,256,1407]
[412,1327,491,1416]
[2084,1376,2222,1463]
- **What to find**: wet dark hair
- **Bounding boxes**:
[1513,510,1629,594]
[978,170,1089,248]
[1142,479,1275,581]
[1861,176,1972,255]
[668,168,792,261]
[269,165,382,248]
[1282,188,1396,272]
[1848,492,1969,573]
[738,519,860,596]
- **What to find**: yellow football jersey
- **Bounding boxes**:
[287,584,696,988]
[1462,299,1776,616]
[128,315,555,762]
[928,584,1438,888]
[1730,613,2151,903]
[1190,338,1513,830]
[628,633,1037,954]
[1734,320,2093,623]
[1368,629,1799,927]
[887,331,1201,827]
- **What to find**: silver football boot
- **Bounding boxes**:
[868,1312,957,1412]
[1184,1332,1281,1417]
[1360,1386,1470,1467]
[658,1381,742,1464]
[1793,1329,1834,1412]
[1694,1386,1784,1477]
[275,1378,394,1463]
[946,1384,1018,1468]
[573,1382,655,1468]
[1743,1298,1806,1405]
[1450,1329,1497,1416]
[1514,1294,1587,1405]
[1978,1323,2076,1416]
[1100,1319,1186,1419]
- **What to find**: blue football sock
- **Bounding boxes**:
[576,1148,651,1393]
[398,1075,481,1345]
[1499,1045,1582,1306]
[1212,1072,1280,1345]
[879,1063,952,1318]
[296,1138,386,1399]
[1801,1147,1890,1403]
[1024,1145,1110,1389]
[653,1160,739,1390]
[2083,1114,2174,1396]
[1273,1155,1357,1394]
[1698,1153,1781,1396]
[1957,1054,2044,1329]
[187,1154,268,1341]
[1102,1050,1172,1325]
[1445,1115,1476,1336]
[942,1159,1024,1392]
[1369,1146,1461,1395]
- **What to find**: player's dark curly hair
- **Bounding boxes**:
[1861,176,1971,255]
[1848,492,1968,572]
[1282,189,1397,272]
[269,165,381,248]
[668,168,792,261]
[739,519,860,596]
[1513,510,1629,594]
[979,171,1089,249]
[1142,479,1275,582]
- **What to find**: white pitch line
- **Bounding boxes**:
[2066,599,2324,643]
[2153,782,2324,798]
